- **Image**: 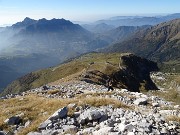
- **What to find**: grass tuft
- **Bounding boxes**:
[47,89,60,95]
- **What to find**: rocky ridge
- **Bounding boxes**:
[0,79,180,135]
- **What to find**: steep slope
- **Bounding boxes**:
[0,65,21,91]
[85,25,150,51]
[104,25,150,43]
[105,19,180,72]
[1,53,158,95]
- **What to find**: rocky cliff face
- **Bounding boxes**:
[81,53,158,92]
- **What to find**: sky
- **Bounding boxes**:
[0,0,180,26]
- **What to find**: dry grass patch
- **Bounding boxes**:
[150,89,180,105]
[0,95,73,135]
[47,89,60,95]
[80,97,128,108]
[166,115,180,123]
[0,93,129,134]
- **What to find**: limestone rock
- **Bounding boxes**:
[152,102,159,107]
[38,120,51,130]
[48,107,68,121]
[79,109,102,124]
[27,132,42,135]
[133,98,147,105]
[5,116,22,125]
[93,127,113,135]
[0,131,6,135]
[62,125,78,133]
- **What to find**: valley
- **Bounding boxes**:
[0,12,180,135]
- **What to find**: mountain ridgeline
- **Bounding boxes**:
[1,53,158,96]
[104,19,180,72]
[0,15,180,93]
[0,18,94,92]
[94,13,180,27]
[0,18,145,92]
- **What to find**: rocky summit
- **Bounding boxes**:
[0,77,180,135]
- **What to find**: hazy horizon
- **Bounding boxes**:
[0,0,180,26]
[0,13,177,27]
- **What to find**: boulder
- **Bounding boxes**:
[80,127,95,135]
[118,123,135,132]
[27,132,42,135]
[133,98,147,105]
[62,125,78,133]
[41,129,61,135]
[174,105,179,109]
[152,102,159,107]
[25,120,31,127]
[38,120,51,130]
[0,131,6,135]
[5,116,22,125]
[89,110,102,120]
[79,109,102,124]
[93,127,113,135]
[127,132,135,135]
[160,127,169,134]
[48,107,68,121]
[67,103,77,108]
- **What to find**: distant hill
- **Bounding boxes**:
[0,18,101,92]
[103,25,150,43]
[85,25,150,51]
[94,13,180,27]
[82,23,115,33]
[104,19,180,72]
[1,17,141,92]
[1,53,158,95]
[1,18,93,56]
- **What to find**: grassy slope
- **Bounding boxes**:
[149,73,180,105]
[1,53,121,95]
[2,52,158,95]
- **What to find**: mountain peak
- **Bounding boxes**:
[23,17,35,22]
[12,17,36,29]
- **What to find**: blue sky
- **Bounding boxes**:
[0,0,180,25]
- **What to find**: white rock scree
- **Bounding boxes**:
[0,81,180,135]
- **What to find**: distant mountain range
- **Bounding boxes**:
[103,19,180,72]
[82,13,180,33]
[94,13,180,27]
[0,17,141,92]
[0,18,94,91]
[82,23,115,33]
[0,14,180,93]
